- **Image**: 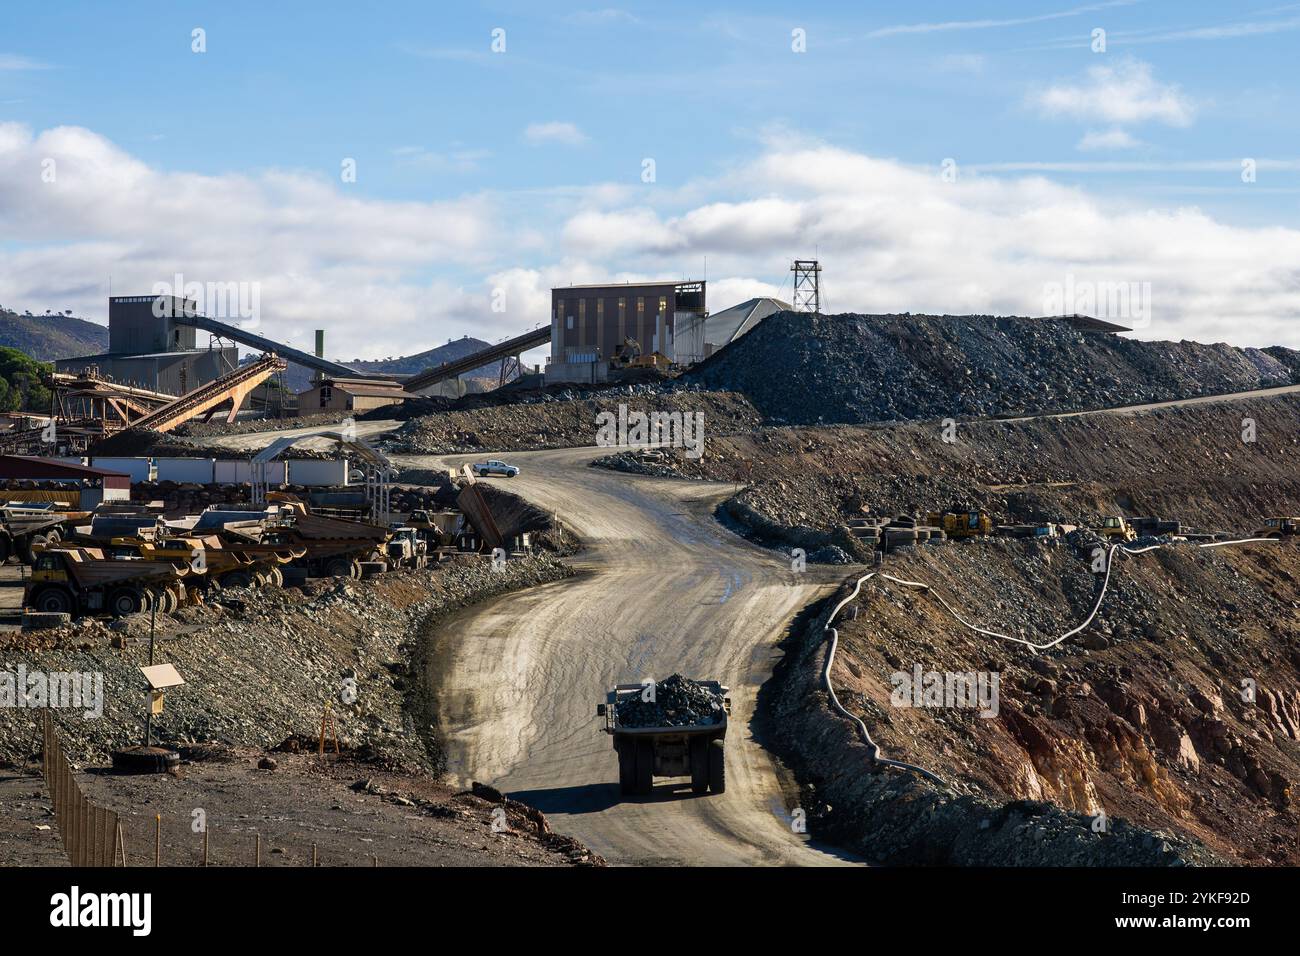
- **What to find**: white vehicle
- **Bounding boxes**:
[472,459,519,478]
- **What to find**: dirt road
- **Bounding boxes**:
[398,447,857,866]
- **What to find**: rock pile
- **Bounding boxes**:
[685,311,1300,426]
[615,674,726,728]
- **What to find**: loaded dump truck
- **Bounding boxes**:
[24,547,198,617]
[597,674,730,796]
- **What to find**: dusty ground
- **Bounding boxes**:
[0,564,23,634]
[599,392,1300,553]
[824,539,1299,865]
[0,747,601,867]
[386,389,760,455]
[0,556,572,770]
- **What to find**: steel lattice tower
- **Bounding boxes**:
[791,260,821,314]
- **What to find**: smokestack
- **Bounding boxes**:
[314,330,325,384]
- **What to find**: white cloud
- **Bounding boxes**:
[1032,58,1196,127]
[867,1,1133,38]
[393,144,490,173]
[1076,127,1143,151]
[523,121,588,146]
[5,121,1300,363]
[0,122,516,361]
[0,54,48,71]
[556,142,1300,348]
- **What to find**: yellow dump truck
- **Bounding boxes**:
[1254,516,1300,539]
[926,509,994,539]
[108,535,303,590]
[24,546,199,618]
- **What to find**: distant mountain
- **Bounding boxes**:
[263,335,503,395]
[347,336,501,379]
[0,309,108,361]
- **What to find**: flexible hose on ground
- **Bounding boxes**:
[821,535,1277,785]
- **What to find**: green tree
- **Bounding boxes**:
[0,346,53,412]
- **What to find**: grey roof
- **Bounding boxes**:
[704,297,790,347]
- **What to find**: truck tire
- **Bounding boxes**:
[160,587,179,615]
[107,586,145,617]
[30,585,75,615]
[634,739,654,795]
[220,570,253,589]
[17,536,40,565]
[617,740,637,795]
[708,739,726,794]
[690,736,709,795]
[324,558,352,578]
[269,567,284,587]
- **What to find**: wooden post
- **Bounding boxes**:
[114,821,128,867]
[311,843,318,867]
[154,815,161,867]
[203,827,209,866]
[255,832,261,868]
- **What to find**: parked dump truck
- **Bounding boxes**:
[111,535,303,590]
[597,675,730,796]
[1255,516,1300,538]
[24,547,198,617]
[926,509,994,539]
[0,505,73,564]
[250,497,391,579]
[1130,517,1182,537]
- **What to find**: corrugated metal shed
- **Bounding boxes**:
[0,455,131,483]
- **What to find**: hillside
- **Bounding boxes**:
[685,312,1300,425]
[348,335,500,379]
[0,309,107,361]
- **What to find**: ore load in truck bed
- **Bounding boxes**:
[614,674,727,729]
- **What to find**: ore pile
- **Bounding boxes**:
[685,311,1300,426]
[615,674,725,728]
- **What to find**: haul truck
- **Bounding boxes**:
[250,498,391,579]
[110,535,304,590]
[24,547,199,618]
[0,505,73,564]
[597,680,730,797]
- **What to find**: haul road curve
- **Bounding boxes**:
[397,446,859,867]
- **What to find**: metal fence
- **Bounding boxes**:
[42,711,126,867]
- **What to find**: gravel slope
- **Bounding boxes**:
[685,312,1300,425]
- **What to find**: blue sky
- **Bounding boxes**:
[2,1,1299,358]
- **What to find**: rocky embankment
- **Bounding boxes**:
[385,387,760,455]
[596,393,1300,557]
[764,535,1299,865]
[686,311,1300,425]
[0,555,571,770]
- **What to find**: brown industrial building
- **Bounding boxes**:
[550,281,706,367]
[296,377,407,414]
[0,455,131,509]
